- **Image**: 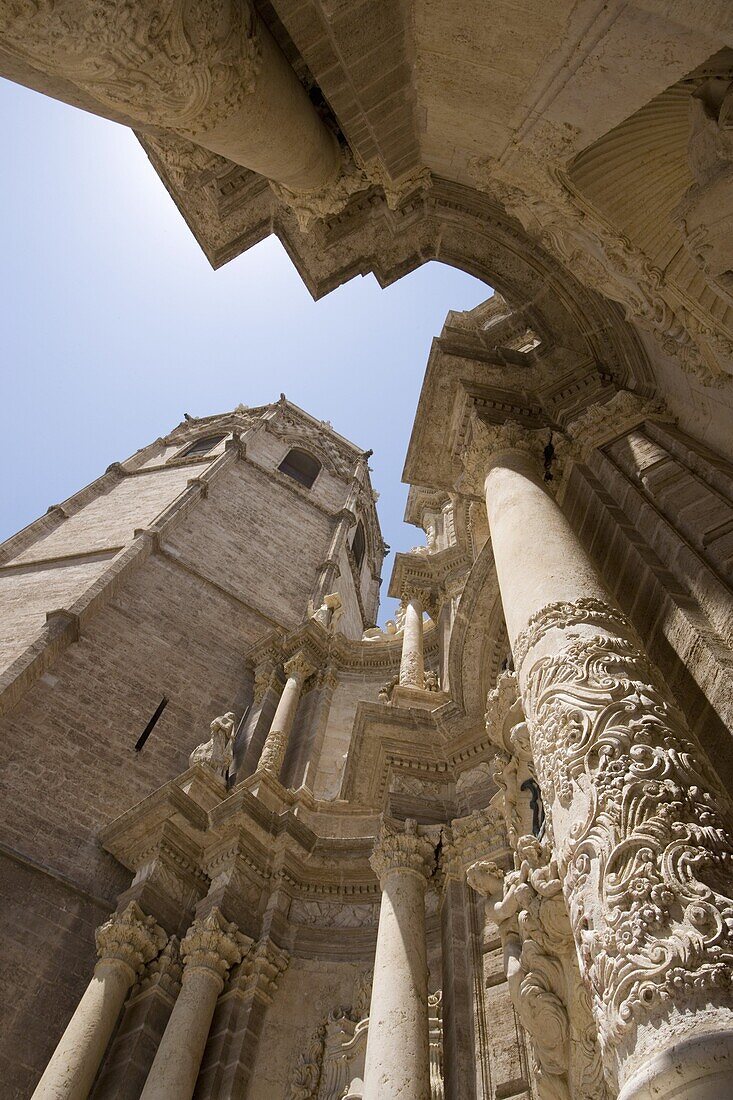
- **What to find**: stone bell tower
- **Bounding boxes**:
[0,397,384,1096]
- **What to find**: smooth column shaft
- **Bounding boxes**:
[483,452,607,648]
[139,968,221,1100]
[258,673,300,776]
[363,869,430,1100]
[399,598,425,687]
[31,959,133,1100]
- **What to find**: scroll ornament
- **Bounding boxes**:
[520,601,733,1064]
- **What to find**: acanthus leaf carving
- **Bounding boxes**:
[95,900,167,978]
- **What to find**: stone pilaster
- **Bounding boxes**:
[234,659,283,780]
[363,819,436,1100]
[194,936,289,1099]
[461,414,733,1097]
[139,908,250,1100]
[32,903,166,1100]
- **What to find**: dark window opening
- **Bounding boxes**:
[181,434,226,457]
[352,521,366,568]
[278,448,321,489]
[134,697,169,751]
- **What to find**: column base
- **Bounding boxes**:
[390,685,450,711]
[618,1030,733,1100]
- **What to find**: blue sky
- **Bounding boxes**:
[1,78,491,622]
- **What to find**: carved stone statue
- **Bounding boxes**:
[377,675,398,703]
[189,711,236,778]
[308,591,343,632]
[423,669,440,692]
[470,835,608,1100]
[674,75,733,307]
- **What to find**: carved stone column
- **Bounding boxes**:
[32,903,166,1100]
[0,0,339,192]
[461,416,733,1098]
[139,908,249,1100]
[399,591,426,688]
[257,651,314,780]
[363,819,435,1100]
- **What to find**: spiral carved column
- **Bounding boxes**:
[461,416,733,1098]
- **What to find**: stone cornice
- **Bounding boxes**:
[387,545,472,606]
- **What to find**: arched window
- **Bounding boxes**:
[181,434,225,457]
[278,448,321,489]
[352,521,366,568]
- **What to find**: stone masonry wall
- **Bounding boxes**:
[0,420,363,1095]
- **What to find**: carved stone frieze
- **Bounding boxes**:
[288,899,378,929]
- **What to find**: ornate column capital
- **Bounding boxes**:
[401,581,442,621]
[283,650,315,685]
[443,807,510,885]
[180,907,251,987]
[253,661,280,704]
[369,818,436,884]
[232,937,290,1004]
[95,901,167,980]
[459,415,551,496]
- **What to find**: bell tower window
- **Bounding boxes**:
[180,434,226,457]
[352,521,366,568]
[278,448,321,489]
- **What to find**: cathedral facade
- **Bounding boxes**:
[2,3,733,1099]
